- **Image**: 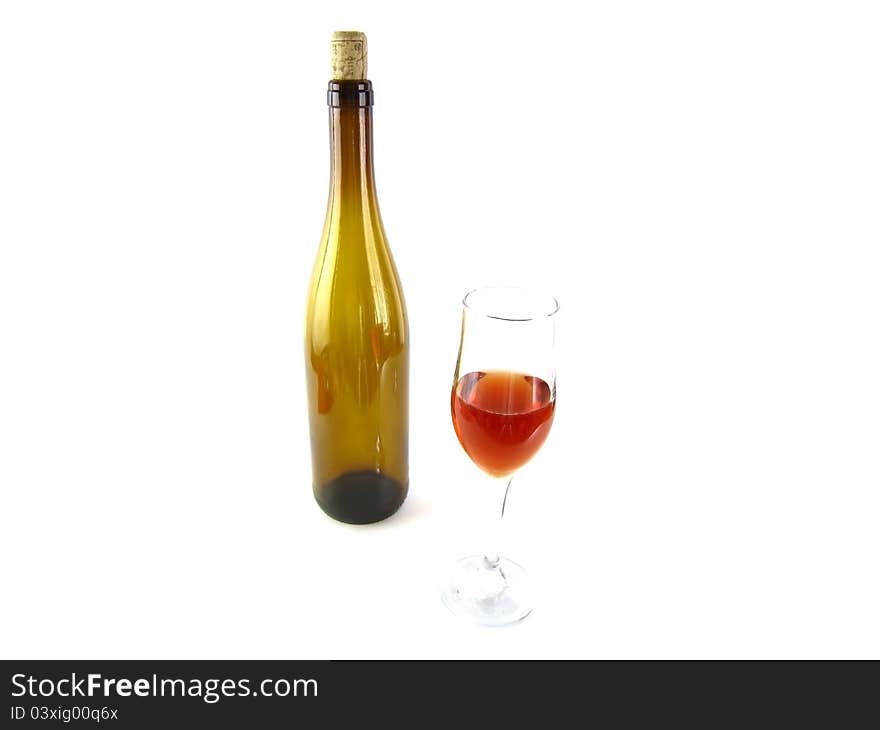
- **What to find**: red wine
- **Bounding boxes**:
[451,370,555,477]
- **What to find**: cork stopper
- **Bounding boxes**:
[331,31,368,80]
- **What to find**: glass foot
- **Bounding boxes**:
[441,554,533,627]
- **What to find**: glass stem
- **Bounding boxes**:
[483,474,514,570]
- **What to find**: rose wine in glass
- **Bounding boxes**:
[443,287,558,626]
[452,371,555,477]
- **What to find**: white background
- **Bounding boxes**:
[1,1,878,659]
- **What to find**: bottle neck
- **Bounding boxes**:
[327,81,377,209]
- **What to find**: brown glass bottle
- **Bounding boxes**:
[304,33,408,524]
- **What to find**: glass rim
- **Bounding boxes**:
[462,286,560,322]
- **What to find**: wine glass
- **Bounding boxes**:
[442,286,559,626]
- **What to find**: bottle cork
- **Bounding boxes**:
[331,31,368,80]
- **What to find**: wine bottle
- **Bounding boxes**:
[305,31,409,524]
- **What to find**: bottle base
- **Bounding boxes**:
[314,470,408,525]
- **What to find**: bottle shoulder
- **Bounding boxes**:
[306,235,407,342]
